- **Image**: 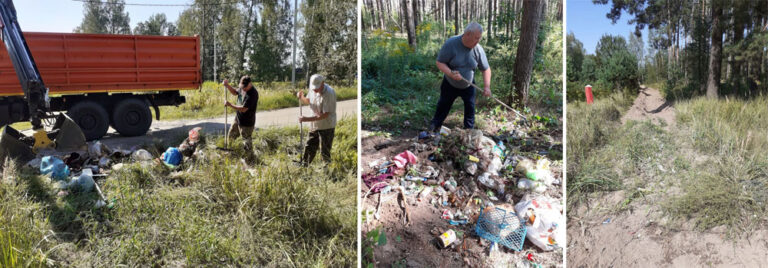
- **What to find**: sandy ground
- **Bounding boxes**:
[621,86,676,128]
[361,129,564,268]
[25,99,357,150]
[568,88,768,267]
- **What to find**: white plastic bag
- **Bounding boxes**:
[132,149,153,161]
[514,194,564,251]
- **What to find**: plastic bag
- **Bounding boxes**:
[68,168,95,192]
[477,172,505,194]
[162,147,182,166]
[514,195,564,251]
[40,156,70,181]
[132,149,153,161]
[393,150,418,169]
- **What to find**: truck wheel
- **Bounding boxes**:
[112,98,152,137]
[68,101,110,141]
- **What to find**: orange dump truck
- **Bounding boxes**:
[0,32,201,140]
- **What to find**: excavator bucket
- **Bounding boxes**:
[0,125,35,168]
[0,114,86,169]
[49,114,86,152]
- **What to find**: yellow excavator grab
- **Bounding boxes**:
[0,114,86,168]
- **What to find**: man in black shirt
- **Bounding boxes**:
[223,76,259,160]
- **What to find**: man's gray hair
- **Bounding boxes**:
[464,22,483,35]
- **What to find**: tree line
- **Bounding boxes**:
[74,0,356,85]
[569,0,768,101]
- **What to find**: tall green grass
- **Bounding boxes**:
[568,94,768,235]
[161,81,357,120]
[0,117,357,266]
[566,94,633,209]
[664,97,768,233]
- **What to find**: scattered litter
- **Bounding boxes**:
[40,156,70,181]
[67,169,95,192]
[393,150,418,169]
[439,126,451,136]
[418,186,433,200]
[132,149,153,161]
[603,218,611,224]
[514,195,564,251]
[438,229,457,248]
[475,205,527,251]
[161,147,182,168]
[465,162,478,175]
[518,178,547,193]
[88,140,110,158]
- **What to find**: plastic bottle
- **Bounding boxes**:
[435,185,447,196]
[478,172,505,194]
[444,180,457,192]
[418,186,433,199]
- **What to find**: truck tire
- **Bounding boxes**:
[112,98,152,137]
[68,101,110,141]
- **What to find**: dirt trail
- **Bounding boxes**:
[568,88,768,267]
[621,86,676,128]
[26,99,357,150]
[568,193,768,267]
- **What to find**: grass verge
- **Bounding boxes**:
[0,117,357,267]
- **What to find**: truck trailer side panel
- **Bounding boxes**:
[0,32,201,96]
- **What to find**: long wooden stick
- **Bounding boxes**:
[224,82,229,149]
[299,91,304,160]
[456,74,528,121]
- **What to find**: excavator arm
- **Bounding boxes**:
[0,0,85,167]
[0,0,48,130]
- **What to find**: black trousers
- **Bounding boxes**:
[302,128,335,164]
[430,77,476,130]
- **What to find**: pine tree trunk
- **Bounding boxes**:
[706,2,723,99]
[511,0,544,106]
[403,0,416,46]
[413,0,420,29]
[455,0,460,35]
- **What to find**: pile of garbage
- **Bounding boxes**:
[22,127,206,207]
[363,126,564,258]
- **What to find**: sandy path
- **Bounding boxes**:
[568,88,768,267]
[621,86,676,128]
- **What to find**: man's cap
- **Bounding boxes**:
[309,74,325,90]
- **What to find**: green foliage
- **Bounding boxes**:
[74,0,131,34]
[663,97,768,234]
[567,34,639,101]
[133,13,179,36]
[301,0,357,82]
[566,93,634,210]
[566,32,585,82]
[249,0,294,83]
[0,118,358,266]
[363,16,562,131]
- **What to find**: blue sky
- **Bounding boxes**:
[566,0,648,54]
[15,0,189,32]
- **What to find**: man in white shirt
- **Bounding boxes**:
[296,74,337,166]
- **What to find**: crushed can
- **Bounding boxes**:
[439,229,457,248]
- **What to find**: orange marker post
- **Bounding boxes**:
[585,85,594,104]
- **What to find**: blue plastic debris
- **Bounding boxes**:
[40,156,70,181]
[162,147,182,166]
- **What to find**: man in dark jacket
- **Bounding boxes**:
[223,76,259,160]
